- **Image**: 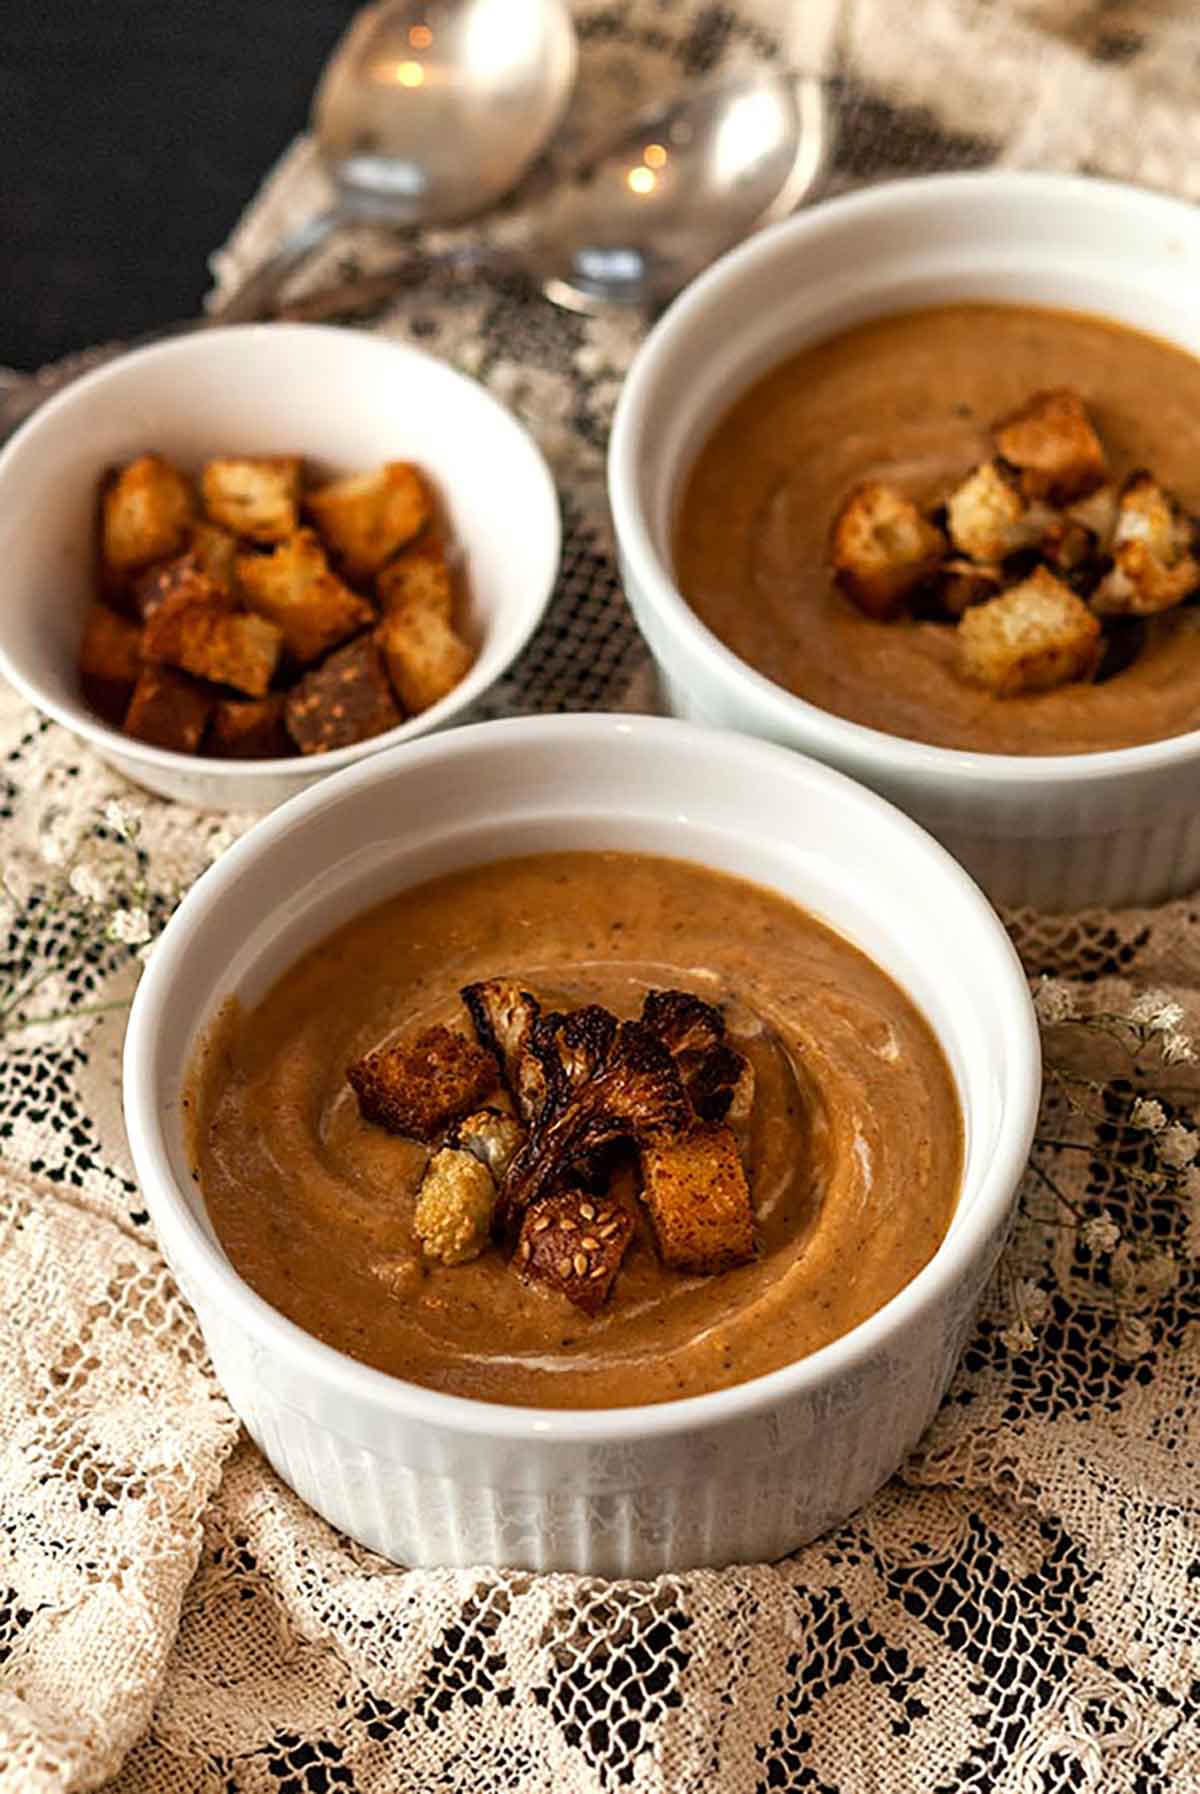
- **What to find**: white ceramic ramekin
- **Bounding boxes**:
[0,324,559,809]
[609,171,1200,911]
[123,714,1038,1574]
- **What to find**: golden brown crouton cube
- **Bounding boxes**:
[993,387,1107,503]
[829,482,946,619]
[946,461,1048,564]
[144,595,282,698]
[80,603,143,725]
[376,543,455,620]
[187,519,241,586]
[347,1024,499,1141]
[377,605,474,715]
[237,528,376,664]
[639,1122,756,1274]
[123,665,213,752]
[201,456,301,544]
[133,552,235,623]
[957,567,1102,696]
[1092,471,1200,616]
[102,455,195,576]
[515,1187,636,1314]
[208,695,292,760]
[285,634,402,755]
[305,462,430,580]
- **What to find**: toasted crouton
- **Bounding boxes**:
[201,456,301,543]
[377,604,473,715]
[102,455,195,576]
[1092,471,1200,616]
[237,528,375,664]
[946,461,1048,564]
[187,520,241,586]
[639,1122,756,1274]
[516,1187,636,1314]
[305,462,430,580]
[80,602,143,724]
[133,552,235,623]
[829,482,946,619]
[284,634,402,754]
[208,695,291,759]
[123,665,213,752]
[957,567,1101,696]
[993,387,1107,503]
[144,593,282,697]
[347,1024,499,1141]
[376,543,454,620]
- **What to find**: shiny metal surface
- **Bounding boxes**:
[215,0,577,322]
[528,67,828,313]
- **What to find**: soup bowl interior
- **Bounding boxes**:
[124,714,1039,1569]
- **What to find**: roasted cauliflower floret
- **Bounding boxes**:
[1091,471,1200,616]
[957,567,1101,696]
[452,1107,525,1183]
[461,979,546,1124]
[829,481,946,619]
[992,387,1107,503]
[945,461,1048,564]
[414,1147,496,1265]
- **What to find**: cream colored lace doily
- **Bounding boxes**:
[3,4,1200,1791]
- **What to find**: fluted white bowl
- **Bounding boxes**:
[609,171,1200,910]
[0,323,559,809]
[123,714,1038,1573]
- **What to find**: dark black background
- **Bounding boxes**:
[3,1,359,371]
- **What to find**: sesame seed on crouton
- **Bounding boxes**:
[992,387,1107,503]
[201,456,302,544]
[102,455,195,577]
[347,1024,500,1141]
[957,566,1102,696]
[515,1186,636,1314]
[829,481,946,620]
[306,462,431,581]
[237,528,376,664]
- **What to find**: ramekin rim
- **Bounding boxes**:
[0,322,561,779]
[608,169,1200,789]
[123,711,1041,1445]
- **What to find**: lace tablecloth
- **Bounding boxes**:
[3,4,1199,1790]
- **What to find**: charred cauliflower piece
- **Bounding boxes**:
[957,567,1101,696]
[414,1147,496,1265]
[992,387,1107,503]
[500,1019,691,1224]
[460,979,546,1124]
[946,461,1049,564]
[1091,471,1200,616]
[639,989,750,1125]
[829,481,946,619]
[640,989,724,1058]
[452,1107,525,1183]
[347,1024,499,1141]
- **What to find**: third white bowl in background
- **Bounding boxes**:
[0,324,560,809]
[610,172,1200,911]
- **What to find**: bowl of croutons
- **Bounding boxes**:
[611,171,1200,910]
[0,323,560,808]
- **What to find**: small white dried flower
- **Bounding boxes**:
[68,860,112,905]
[1161,1030,1197,1066]
[1159,1122,1199,1169]
[107,906,152,947]
[1014,1277,1050,1326]
[1082,1214,1120,1254]
[1130,1097,1167,1133]
[1128,990,1185,1033]
[38,810,78,867]
[1113,1314,1154,1361]
[102,798,140,841]
[1033,978,1077,1025]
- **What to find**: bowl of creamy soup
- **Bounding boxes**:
[123,714,1037,1573]
[610,171,1200,909]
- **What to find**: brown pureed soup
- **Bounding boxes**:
[674,304,1200,754]
[190,852,962,1408]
